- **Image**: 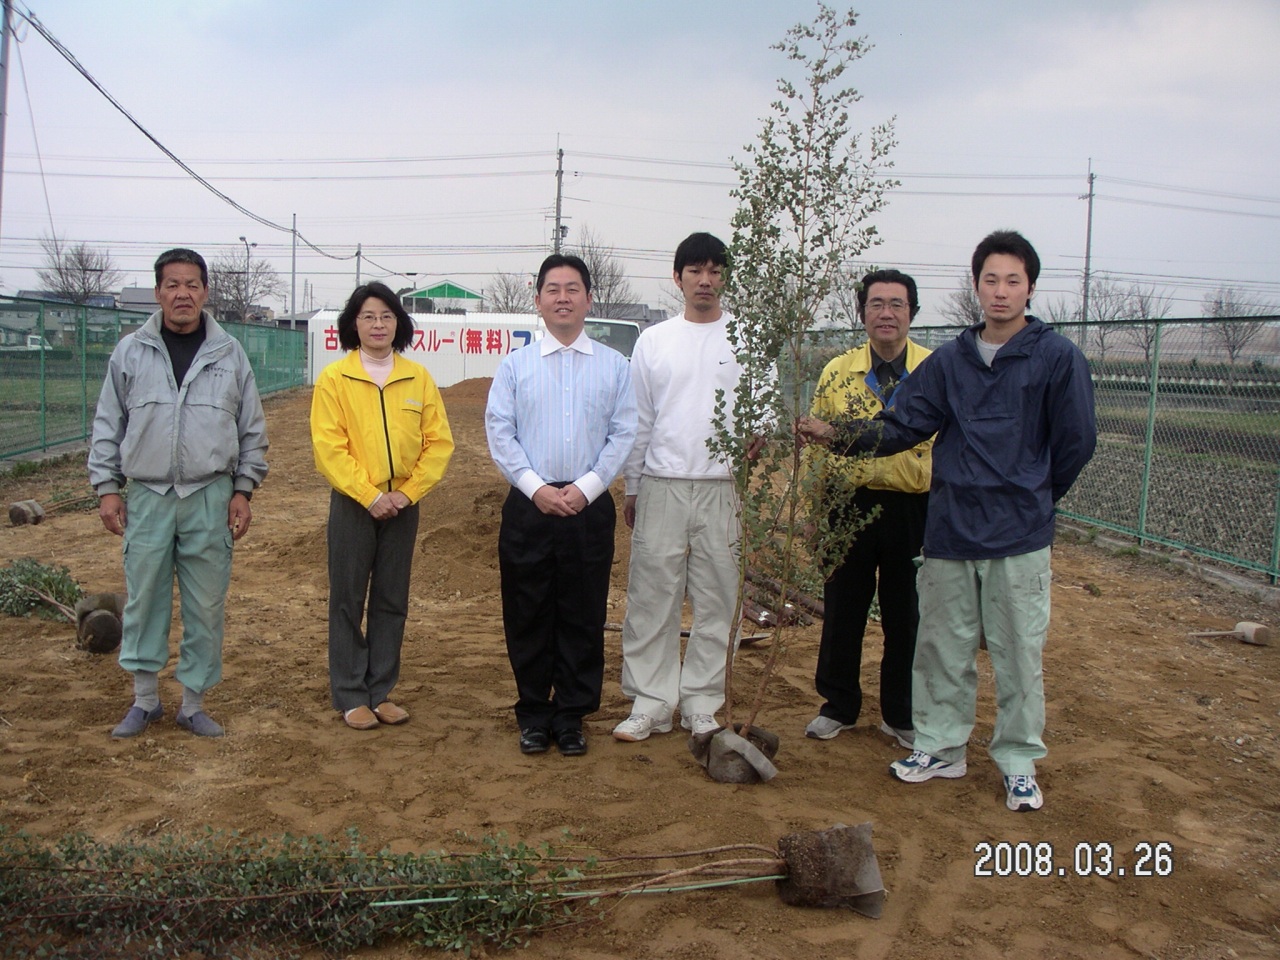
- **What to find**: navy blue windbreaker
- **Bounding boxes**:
[835,317,1096,560]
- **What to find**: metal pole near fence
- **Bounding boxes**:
[37,303,47,450]
[1135,322,1163,546]
[1271,464,1280,587]
[79,305,89,440]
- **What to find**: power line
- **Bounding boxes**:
[1099,175,1280,205]
[1095,193,1280,221]
[3,168,550,183]
[12,6,355,262]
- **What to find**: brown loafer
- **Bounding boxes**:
[373,701,409,725]
[343,705,379,730]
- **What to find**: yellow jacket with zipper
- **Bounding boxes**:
[807,339,933,494]
[311,350,454,508]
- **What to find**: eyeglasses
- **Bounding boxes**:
[866,298,909,313]
[357,312,396,325]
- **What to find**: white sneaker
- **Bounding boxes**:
[612,713,672,742]
[889,750,967,783]
[680,714,720,736]
[878,721,915,749]
[1004,774,1044,812]
[806,715,855,740]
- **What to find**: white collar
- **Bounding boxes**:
[539,329,594,356]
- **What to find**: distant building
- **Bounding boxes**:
[402,280,483,315]
[16,290,117,309]
[118,287,158,312]
[274,309,324,331]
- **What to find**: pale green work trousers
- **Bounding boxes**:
[912,547,1051,776]
[118,476,234,693]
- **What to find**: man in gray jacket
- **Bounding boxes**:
[89,248,269,739]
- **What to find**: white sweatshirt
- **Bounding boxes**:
[624,312,745,494]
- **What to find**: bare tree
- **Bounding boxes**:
[1039,295,1079,324]
[36,235,125,305]
[1039,292,1084,349]
[1121,284,1173,366]
[823,266,864,333]
[569,225,635,319]
[1201,286,1276,367]
[484,272,535,313]
[655,279,685,320]
[939,274,981,327]
[1084,274,1129,364]
[208,251,285,323]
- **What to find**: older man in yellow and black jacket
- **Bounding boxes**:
[804,269,933,748]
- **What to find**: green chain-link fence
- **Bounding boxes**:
[1056,317,1279,583]
[798,316,1280,583]
[0,296,306,460]
[4,301,1277,582]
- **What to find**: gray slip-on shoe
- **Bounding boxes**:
[176,710,224,738]
[111,703,164,739]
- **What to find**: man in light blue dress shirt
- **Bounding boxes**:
[485,254,637,757]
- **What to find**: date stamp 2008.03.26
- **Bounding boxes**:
[974,841,1174,878]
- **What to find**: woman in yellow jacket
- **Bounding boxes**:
[311,282,453,730]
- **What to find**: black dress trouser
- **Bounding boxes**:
[498,486,615,734]
[815,487,928,731]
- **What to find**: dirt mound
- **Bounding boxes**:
[440,377,494,402]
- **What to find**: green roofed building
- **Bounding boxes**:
[402,280,483,315]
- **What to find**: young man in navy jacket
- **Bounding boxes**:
[797,230,1096,812]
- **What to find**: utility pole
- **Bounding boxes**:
[1080,159,1096,332]
[553,147,564,254]
[355,242,362,286]
[290,213,297,328]
[0,0,13,240]
[238,235,256,322]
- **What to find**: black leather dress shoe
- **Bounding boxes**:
[519,727,550,754]
[555,728,587,756]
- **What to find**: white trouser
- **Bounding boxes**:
[621,476,741,719]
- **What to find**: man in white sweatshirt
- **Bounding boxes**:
[613,232,747,742]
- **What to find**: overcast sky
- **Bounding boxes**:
[1,0,1277,324]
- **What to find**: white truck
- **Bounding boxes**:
[0,334,54,352]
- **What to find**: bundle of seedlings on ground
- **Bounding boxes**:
[0,826,587,958]
[0,558,82,619]
[0,825,854,958]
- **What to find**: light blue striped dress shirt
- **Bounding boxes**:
[485,330,637,504]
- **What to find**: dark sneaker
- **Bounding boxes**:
[555,729,587,756]
[519,727,550,754]
[111,703,163,739]
[176,710,224,738]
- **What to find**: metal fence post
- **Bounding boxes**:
[37,303,48,450]
[79,305,89,439]
[1135,322,1163,546]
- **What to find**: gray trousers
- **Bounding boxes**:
[327,490,418,711]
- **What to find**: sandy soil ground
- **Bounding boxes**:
[0,380,1277,959]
